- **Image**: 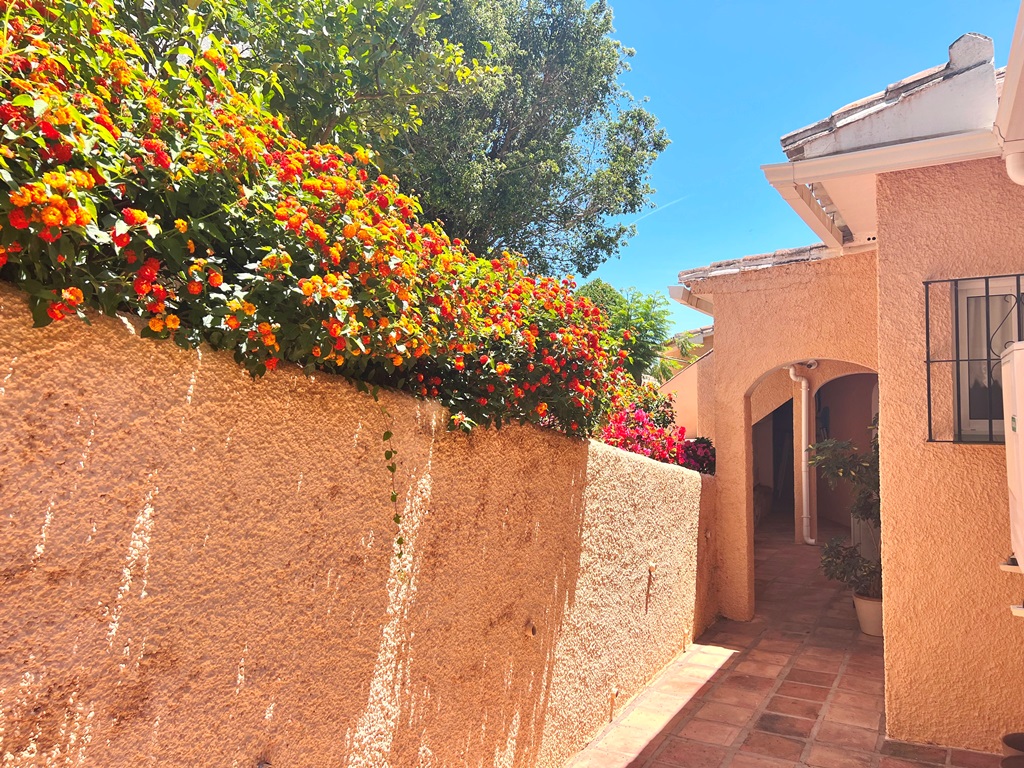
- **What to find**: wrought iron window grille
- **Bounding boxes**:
[925,273,1024,444]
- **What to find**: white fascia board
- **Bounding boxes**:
[669,284,714,317]
[763,129,1001,186]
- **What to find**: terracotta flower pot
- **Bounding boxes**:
[853,593,883,636]
[1001,756,1024,767]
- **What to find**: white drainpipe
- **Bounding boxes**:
[788,362,817,545]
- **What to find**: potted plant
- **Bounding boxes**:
[820,539,883,635]
[809,419,882,636]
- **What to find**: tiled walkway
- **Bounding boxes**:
[566,514,1000,768]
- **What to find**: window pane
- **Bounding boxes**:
[965,294,1016,421]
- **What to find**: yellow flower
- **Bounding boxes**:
[149,317,165,332]
[174,219,188,233]
[165,314,180,330]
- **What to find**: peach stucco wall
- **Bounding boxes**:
[815,373,877,528]
[659,351,711,435]
[0,285,716,767]
[877,158,1024,751]
[690,252,878,620]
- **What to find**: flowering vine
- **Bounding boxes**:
[0,0,619,436]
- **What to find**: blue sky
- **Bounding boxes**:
[588,0,1020,333]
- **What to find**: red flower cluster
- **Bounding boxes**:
[601,404,715,474]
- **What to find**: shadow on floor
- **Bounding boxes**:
[565,514,999,768]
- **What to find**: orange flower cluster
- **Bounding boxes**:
[0,0,623,434]
[7,172,95,240]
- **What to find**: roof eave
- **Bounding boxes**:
[762,128,1002,246]
[668,284,714,317]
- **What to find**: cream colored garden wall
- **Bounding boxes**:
[0,285,715,768]
[690,252,878,619]
[877,158,1024,752]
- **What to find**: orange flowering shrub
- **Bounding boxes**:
[0,0,616,433]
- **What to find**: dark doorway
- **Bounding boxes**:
[771,400,794,518]
[752,399,794,528]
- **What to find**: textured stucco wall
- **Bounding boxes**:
[877,158,1024,752]
[0,285,715,767]
[659,353,709,434]
[815,374,877,528]
[691,252,878,619]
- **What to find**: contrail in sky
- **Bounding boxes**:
[629,196,689,226]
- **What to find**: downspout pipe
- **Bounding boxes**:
[788,363,817,545]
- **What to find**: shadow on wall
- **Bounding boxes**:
[0,285,712,768]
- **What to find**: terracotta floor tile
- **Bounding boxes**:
[619,702,683,734]
[677,718,742,747]
[949,748,1004,767]
[739,731,806,761]
[596,724,657,756]
[680,665,725,684]
[878,758,944,768]
[815,720,881,751]
[744,649,793,666]
[785,668,836,687]
[686,656,734,672]
[881,740,949,764]
[726,754,798,768]
[652,737,728,767]
[693,701,756,727]
[838,673,885,695]
[791,654,844,673]
[823,702,883,731]
[754,712,815,739]
[764,695,823,720]
[806,744,874,767]
[846,658,884,674]
[800,645,848,661]
[565,747,637,768]
[776,680,831,702]
[720,673,776,694]
[831,690,884,711]
[655,674,714,698]
[706,685,767,709]
[756,639,803,653]
[734,660,785,678]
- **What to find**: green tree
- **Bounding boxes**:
[383,0,669,277]
[576,277,624,314]
[112,0,487,146]
[577,281,674,382]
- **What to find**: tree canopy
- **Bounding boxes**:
[381,0,669,276]
[112,0,668,278]
[111,0,489,146]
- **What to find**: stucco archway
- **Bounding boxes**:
[747,361,877,546]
